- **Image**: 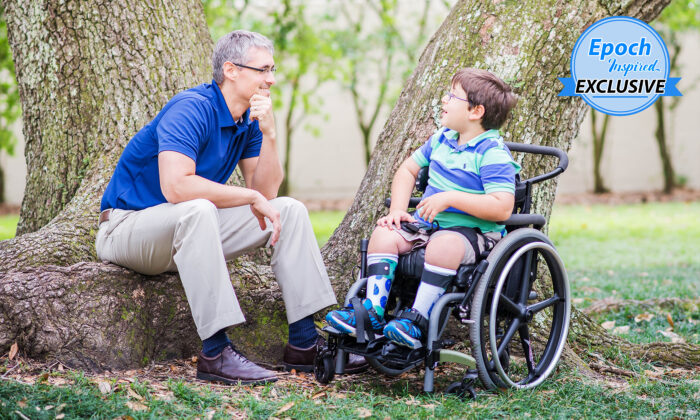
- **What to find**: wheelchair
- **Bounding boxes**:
[314,142,571,398]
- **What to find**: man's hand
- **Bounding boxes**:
[377,210,415,230]
[250,192,281,246]
[416,192,453,223]
[249,89,275,137]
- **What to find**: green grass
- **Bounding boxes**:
[0,215,18,241]
[309,210,346,246]
[1,201,699,418]
[0,369,698,419]
[548,201,700,303]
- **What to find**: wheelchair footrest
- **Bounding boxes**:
[324,328,426,371]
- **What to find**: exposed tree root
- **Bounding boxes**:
[0,260,288,371]
[583,297,700,315]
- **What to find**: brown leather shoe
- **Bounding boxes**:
[197,345,278,385]
[283,336,368,374]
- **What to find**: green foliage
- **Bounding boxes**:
[652,0,700,104]
[0,7,20,157]
[329,0,453,165]
[655,0,700,32]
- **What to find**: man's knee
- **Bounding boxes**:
[271,196,308,220]
[175,199,219,232]
[178,198,218,219]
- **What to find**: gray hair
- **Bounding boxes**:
[212,30,274,84]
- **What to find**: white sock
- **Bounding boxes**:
[365,253,398,318]
[412,263,456,319]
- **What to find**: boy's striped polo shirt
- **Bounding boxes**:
[410,127,521,234]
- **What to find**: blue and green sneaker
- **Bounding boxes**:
[383,309,425,349]
[325,299,386,336]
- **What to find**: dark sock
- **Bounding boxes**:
[202,328,231,357]
[288,315,318,349]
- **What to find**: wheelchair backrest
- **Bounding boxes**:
[412,139,568,217]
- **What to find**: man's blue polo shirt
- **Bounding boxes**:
[100,80,262,211]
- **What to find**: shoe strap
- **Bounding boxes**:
[351,297,375,344]
[395,308,429,337]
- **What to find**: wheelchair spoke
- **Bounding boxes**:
[527,295,561,315]
[499,294,521,316]
[497,318,520,358]
[519,324,535,374]
[518,250,535,304]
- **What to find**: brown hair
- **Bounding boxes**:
[451,68,517,130]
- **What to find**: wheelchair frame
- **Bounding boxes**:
[315,142,572,397]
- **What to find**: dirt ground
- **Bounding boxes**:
[0,203,20,216]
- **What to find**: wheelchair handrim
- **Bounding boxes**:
[488,241,571,389]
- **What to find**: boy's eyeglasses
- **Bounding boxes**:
[445,92,469,103]
[233,63,277,74]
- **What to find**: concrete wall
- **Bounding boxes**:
[0,121,25,205]
[2,34,698,205]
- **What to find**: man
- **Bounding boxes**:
[96,30,366,385]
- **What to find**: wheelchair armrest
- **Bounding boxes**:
[499,213,546,228]
[384,197,422,209]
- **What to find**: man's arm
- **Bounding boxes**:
[242,92,283,199]
[159,151,282,244]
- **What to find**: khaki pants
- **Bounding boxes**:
[95,197,337,340]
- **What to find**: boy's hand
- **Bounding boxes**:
[377,210,415,230]
[416,192,452,223]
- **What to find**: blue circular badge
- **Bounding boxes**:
[563,16,676,116]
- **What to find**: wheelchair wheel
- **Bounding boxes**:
[469,228,570,390]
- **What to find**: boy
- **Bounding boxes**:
[326,68,520,349]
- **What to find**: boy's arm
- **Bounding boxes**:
[378,158,421,230]
[416,191,514,223]
[389,158,421,212]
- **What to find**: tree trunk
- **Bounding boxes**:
[591,110,610,194]
[654,97,675,194]
[322,0,697,369]
[1,0,696,372]
[0,0,289,369]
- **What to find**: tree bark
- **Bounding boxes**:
[1,0,696,372]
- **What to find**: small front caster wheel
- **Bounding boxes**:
[445,381,477,400]
[314,352,335,384]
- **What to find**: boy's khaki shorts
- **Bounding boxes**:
[395,228,502,265]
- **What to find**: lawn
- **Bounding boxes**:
[0,215,19,241]
[1,201,698,418]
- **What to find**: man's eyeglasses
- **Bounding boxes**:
[445,92,469,103]
[233,63,277,74]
